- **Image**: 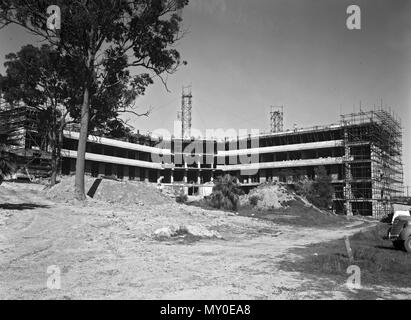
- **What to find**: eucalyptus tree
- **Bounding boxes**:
[1,0,188,199]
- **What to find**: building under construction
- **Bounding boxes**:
[0,105,51,178]
[0,96,404,218]
[339,110,403,217]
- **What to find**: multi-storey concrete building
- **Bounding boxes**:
[0,103,403,218]
[58,109,403,219]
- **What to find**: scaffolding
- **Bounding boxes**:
[0,104,51,177]
[270,106,284,133]
[179,86,192,139]
[340,109,403,218]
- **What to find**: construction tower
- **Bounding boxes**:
[270,106,284,133]
[179,85,192,139]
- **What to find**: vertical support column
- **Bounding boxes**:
[372,200,379,219]
[259,169,267,184]
[123,166,129,181]
[370,143,385,218]
[243,169,253,184]
[197,162,201,184]
[98,163,105,177]
[171,169,174,184]
[136,167,141,181]
[370,144,377,218]
[344,130,353,216]
[70,159,76,175]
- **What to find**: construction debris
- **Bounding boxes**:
[154,224,222,240]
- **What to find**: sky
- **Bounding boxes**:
[0,0,410,186]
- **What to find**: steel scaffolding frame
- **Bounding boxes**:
[341,109,403,218]
[270,106,284,133]
[0,105,51,177]
[179,86,192,139]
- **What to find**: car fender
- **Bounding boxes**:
[393,211,411,223]
[400,227,411,241]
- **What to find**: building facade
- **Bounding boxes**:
[0,104,403,218]
[59,109,403,219]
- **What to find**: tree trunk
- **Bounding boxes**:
[51,116,65,187]
[74,86,90,200]
[50,111,58,186]
[50,151,57,186]
[74,29,95,201]
[56,119,64,183]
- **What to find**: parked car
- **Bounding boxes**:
[386,215,411,253]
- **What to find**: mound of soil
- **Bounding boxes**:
[46,176,94,202]
[46,176,172,206]
[240,183,295,210]
[236,182,344,227]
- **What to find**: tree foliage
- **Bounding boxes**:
[0,125,18,184]
[305,166,334,210]
[0,0,189,199]
[0,44,78,185]
[1,45,72,109]
[208,175,244,212]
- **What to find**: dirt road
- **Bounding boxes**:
[0,182,409,299]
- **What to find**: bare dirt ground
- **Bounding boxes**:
[0,182,410,300]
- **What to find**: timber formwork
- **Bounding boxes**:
[340,109,403,218]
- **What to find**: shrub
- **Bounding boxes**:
[304,166,334,210]
[249,194,261,206]
[294,179,311,197]
[208,174,244,211]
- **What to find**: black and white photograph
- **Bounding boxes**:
[0,0,410,305]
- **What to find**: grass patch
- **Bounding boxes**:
[188,197,348,228]
[280,223,411,289]
[238,198,348,228]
